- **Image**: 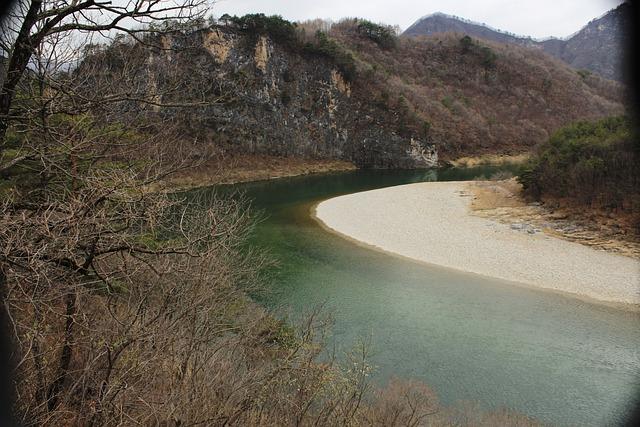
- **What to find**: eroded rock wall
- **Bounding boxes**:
[137,27,438,169]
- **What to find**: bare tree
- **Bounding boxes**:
[0,1,255,424]
[0,4,537,425]
[0,1,382,423]
[0,0,209,156]
[0,0,220,310]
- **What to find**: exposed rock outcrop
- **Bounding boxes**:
[88,27,438,169]
[409,138,438,167]
[254,35,270,73]
[202,29,234,63]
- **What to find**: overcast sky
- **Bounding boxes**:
[211,0,624,39]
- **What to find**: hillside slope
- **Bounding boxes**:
[78,17,624,167]
[549,3,630,81]
[404,3,630,81]
[332,21,623,158]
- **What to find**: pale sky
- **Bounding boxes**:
[211,0,624,39]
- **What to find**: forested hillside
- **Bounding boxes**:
[404,2,630,81]
[75,15,624,168]
[330,20,623,158]
[0,1,634,424]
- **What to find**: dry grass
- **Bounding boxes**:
[468,179,640,258]
[449,153,530,167]
[150,154,356,192]
[468,178,526,210]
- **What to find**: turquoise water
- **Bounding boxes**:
[190,167,640,426]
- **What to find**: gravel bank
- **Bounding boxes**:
[315,182,640,305]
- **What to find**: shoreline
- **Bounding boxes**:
[313,181,640,309]
[467,179,640,258]
[446,153,530,168]
[148,156,356,193]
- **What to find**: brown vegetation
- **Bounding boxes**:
[0,5,563,425]
[65,15,626,171]
[448,153,530,167]
[327,22,625,159]
[469,179,640,258]
[153,154,355,192]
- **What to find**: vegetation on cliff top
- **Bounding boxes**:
[355,19,398,49]
[218,14,398,81]
[222,13,299,46]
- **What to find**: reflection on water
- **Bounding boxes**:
[187,166,640,427]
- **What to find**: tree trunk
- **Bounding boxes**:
[46,289,76,412]
[0,0,43,147]
[0,266,16,425]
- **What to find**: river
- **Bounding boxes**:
[188,167,640,426]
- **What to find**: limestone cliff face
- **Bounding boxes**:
[128,27,438,168]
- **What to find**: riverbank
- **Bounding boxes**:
[468,179,640,258]
[447,153,530,168]
[150,154,356,192]
[315,181,640,306]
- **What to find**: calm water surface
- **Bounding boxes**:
[190,167,640,427]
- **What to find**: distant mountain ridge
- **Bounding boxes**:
[403,3,630,81]
[404,12,540,46]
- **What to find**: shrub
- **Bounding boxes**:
[303,31,357,81]
[422,120,431,138]
[441,96,455,110]
[577,69,592,80]
[282,68,295,82]
[518,116,639,209]
[228,13,299,47]
[356,20,397,49]
[280,89,292,105]
[459,35,497,69]
[460,35,473,52]
[480,46,497,69]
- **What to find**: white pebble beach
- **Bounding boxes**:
[315,182,640,305]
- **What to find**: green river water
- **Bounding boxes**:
[189,167,639,426]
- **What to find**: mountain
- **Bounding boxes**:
[77,16,624,168]
[545,3,631,81]
[403,12,539,47]
[403,3,630,81]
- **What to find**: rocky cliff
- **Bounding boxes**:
[83,26,437,169]
[80,17,624,168]
[544,2,630,82]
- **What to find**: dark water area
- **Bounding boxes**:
[187,166,640,427]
